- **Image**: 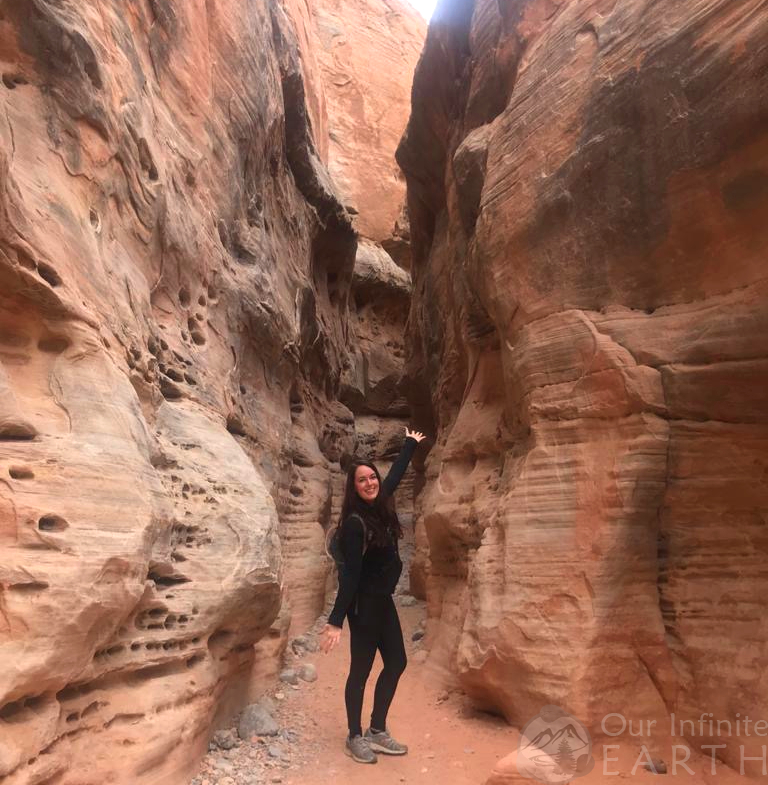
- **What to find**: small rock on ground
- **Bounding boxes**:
[238,703,279,739]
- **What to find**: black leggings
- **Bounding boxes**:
[345,593,407,737]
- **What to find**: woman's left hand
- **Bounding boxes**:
[405,427,427,443]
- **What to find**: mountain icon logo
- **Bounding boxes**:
[517,705,595,783]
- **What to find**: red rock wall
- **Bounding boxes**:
[271,0,425,638]
[312,0,426,243]
[0,0,361,782]
[400,0,768,773]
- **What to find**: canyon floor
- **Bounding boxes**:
[190,599,512,785]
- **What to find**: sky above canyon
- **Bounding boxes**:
[406,0,437,19]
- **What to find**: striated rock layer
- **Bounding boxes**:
[0,0,366,781]
[399,0,768,775]
[311,0,426,245]
[267,0,424,638]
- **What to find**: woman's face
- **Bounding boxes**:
[354,465,380,502]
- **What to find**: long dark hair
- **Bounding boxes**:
[339,459,403,546]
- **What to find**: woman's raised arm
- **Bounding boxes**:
[381,427,426,497]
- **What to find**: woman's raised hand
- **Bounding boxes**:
[405,427,427,443]
[320,623,342,653]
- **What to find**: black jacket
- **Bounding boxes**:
[328,437,417,628]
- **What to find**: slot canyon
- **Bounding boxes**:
[0,0,766,784]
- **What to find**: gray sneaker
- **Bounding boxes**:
[364,727,408,755]
[345,734,377,764]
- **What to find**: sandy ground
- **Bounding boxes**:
[279,602,512,785]
[191,598,512,785]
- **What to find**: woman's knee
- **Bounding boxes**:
[384,652,407,678]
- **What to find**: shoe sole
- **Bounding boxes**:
[344,746,377,764]
[366,741,408,756]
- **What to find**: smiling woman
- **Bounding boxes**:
[320,427,427,763]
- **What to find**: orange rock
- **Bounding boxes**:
[400,0,768,779]
[0,0,418,783]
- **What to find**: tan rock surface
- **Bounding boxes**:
[400,0,768,778]
[0,0,363,781]
[312,0,426,242]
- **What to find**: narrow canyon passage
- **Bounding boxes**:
[191,598,511,785]
[2,0,767,783]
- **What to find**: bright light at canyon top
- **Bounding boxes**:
[406,0,437,19]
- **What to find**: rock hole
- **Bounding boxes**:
[183,372,197,386]
[0,695,44,722]
[9,466,34,479]
[38,335,70,353]
[0,700,24,722]
[207,284,217,301]
[137,138,158,181]
[178,286,191,307]
[226,414,246,436]
[190,330,206,346]
[129,662,183,683]
[82,58,102,90]
[65,712,79,723]
[186,653,205,668]
[0,422,37,441]
[198,294,206,306]
[9,581,49,593]
[89,208,101,231]
[37,263,62,287]
[2,73,21,89]
[105,712,145,728]
[147,566,190,587]
[38,514,68,532]
[160,378,183,400]
[130,643,141,651]
[164,367,185,382]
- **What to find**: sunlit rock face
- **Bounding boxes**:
[0,0,359,781]
[312,0,426,245]
[399,0,768,773]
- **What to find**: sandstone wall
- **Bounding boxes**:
[312,0,426,244]
[399,0,768,774]
[0,0,359,782]
[274,0,425,637]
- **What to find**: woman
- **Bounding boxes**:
[320,426,427,764]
